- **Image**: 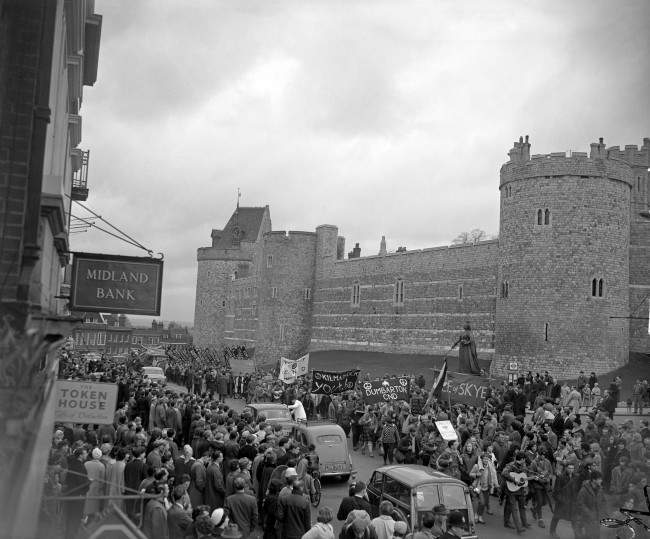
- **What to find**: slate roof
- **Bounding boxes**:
[213,206,267,248]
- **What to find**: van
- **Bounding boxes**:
[289,421,353,480]
[366,465,478,537]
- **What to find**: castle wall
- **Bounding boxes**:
[627,139,650,354]
[495,145,633,378]
[255,231,317,364]
[309,236,498,357]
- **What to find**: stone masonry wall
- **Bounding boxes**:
[495,150,632,378]
[255,231,317,364]
[309,239,498,357]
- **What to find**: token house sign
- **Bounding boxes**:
[70,252,163,315]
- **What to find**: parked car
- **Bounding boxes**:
[142,366,166,385]
[366,465,477,537]
[288,421,353,480]
[242,403,292,423]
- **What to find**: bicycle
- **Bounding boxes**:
[601,511,650,539]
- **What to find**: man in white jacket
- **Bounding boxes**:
[370,500,395,539]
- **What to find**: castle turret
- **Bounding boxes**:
[495,137,633,378]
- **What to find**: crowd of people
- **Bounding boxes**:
[45,348,650,539]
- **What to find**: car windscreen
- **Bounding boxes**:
[263,409,290,419]
[317,434,342,444]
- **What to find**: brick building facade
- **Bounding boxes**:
[194,136,650,378]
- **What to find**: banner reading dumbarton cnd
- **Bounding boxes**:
[311,369,360,395]
[362,377,410,404]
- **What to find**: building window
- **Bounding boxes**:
[351,282,360,307]
[394,279,405,306]
[304,288,311,301]
[252,302,258,317]
[544,323,549,342]
[267,255,273,268]
[537,209,543,225]
[501,280,509,298]
[458,284,463,300]
[271,287,278,299]
[544,209,551,225]
[592,278,604,298]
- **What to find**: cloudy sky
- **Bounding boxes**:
[73,0,649,324]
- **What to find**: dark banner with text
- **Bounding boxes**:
[362,377,410,404]
[440,372,489,407]
[311,369,360,395]
[71,252,163,315]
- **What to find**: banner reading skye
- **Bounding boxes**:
[362,377,410,404]
[311,369,360,395]
[440,372,490,407]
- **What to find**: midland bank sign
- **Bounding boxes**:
[70,252,163,315]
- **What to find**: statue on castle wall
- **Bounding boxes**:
[452,321,481,375]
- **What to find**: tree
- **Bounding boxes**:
[452,228,488,245]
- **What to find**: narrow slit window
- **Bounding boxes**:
[545,323,549,341]
[351,283,360,307]
[544,209,550,225]
[598,279,604,297]
[394,279,405,306]
[537,209,543,225]
[592,279,597,297]
[458,284,463,300]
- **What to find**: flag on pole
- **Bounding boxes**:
[425,359,448,407]
[432,359,448,397]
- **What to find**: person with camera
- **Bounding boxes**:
[469,452,498,524]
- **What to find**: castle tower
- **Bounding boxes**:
[494,137,633,378]
[379,236,387,256]
[194,205,271,348]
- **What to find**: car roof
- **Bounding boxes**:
[246,403,288,410]
[143,366,163,371]
[375,465,467,488]
[292,422,346,434]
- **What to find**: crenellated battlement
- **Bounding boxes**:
[501,136,635,187]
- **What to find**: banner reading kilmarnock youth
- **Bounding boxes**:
[311,369,360,395]
[54,380,118,424]
[362,377,410,404]
[440,372,490,407]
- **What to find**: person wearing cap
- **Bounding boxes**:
[575,470,607,539]
[501,450,531,534]
[210,507,230,536]
[280,467,299,498]
[168,485,193,539]
[340,509,375,539]
[336,480,372,521]
[84,447,106,523]
[436,511,466,539]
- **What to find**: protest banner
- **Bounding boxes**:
[435,420,458,441]
[362,377,410,404]
[55,380,118,424]
[278,354,309,383]
[311,369,360,395]
[440,372,490,407]
[230,359,255,376]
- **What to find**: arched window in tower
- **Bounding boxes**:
[501,280,509,298]
[544,209,550,225]
[598,278,604,297]
[537,209,543,225]
[591,278,597,297]
[545,323,549,342]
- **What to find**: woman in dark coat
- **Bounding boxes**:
[63,447,90,539]
[262,479,282,539]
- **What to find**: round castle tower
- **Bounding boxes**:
[494,137,633,378]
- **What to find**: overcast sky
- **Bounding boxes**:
[73,0,649,325]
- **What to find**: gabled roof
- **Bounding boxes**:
[213,206,267,248]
